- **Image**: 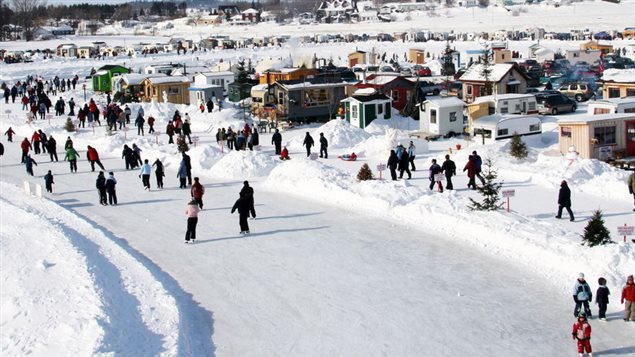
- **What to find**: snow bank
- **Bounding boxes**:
[209,149,279,179]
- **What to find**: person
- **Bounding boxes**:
[272,129,282,155]
[387,150,398,181]
[571,312,592,357]
[574,273,593,318]
[38,130,47,154]
[135,112,145,136]
[319,132,328,158]
[124,105,131,124]
[628,172,635,212]
[122,144,134,170]
[215,128,222,145]
[240,180,255,214]
[429,159,443,192]
[398,148,411,180]
[4,127,15,142]
[182,118,192,144]
[407,141,416,171]
[147,116,155,134]
[303,132,314,157]
[441,154,456,190]
[596,277,610,321]
[24,154,37,176]
[139,159,151,190]
[166,121,175,144]
[47,135,58,162]
[226,127,235,150]
[182,151,192,186]
[185,199,201,243]
[464,155,477,189]
[545,80,553,90]
[339,152,357,161]
[64,136,73,150]
[0,142,3,157]
[206,97,214,113]
[31,130,41,155]
[152,159,165,189]
[395,142,406,160]
[622,274,635,322]
[472,150,485,185]
[231,192,256,235]
[105,172,117,205]
[132,143,143,167]
[20,137,32,163]
[191,177,205,209]
[280,146,290,160]
[96,171,107,206]
[64,145,80,173]
[44,170,54,193]
[87,145,105,172]
[251,129,259,150]
[177,159,188,189]
[556,180,575,221]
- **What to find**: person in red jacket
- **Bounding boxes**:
[31,130,41,154]
[280,146,290,161]
[4,127,15,142]
[622,274,635,322]
[463,155,477,189]
[571,311,592,357]
[147,116,155,134]
[20,137,32,163]
[86,145,105,172]
[191,177,205,209]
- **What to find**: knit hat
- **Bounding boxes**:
[579,273,585,279]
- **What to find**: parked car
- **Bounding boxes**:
[559,82,593,102]
[535,93,577,115]
[413,65,432,77]
[448,81,463,98]
[419,81,441,96]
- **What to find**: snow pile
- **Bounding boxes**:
[308,119,371,149]
[209,149,279,179]
[364,114,419,135]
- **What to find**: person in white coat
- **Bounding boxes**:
[139,159,152,190]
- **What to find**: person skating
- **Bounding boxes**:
[64,145,79,173]
[272,129,282,155]
[571,312,593,357]
[185,199,201,243]
[38,130,47,154]
[182,118,192,144]
[226,127,235,150]
[182,151,192,186]
[240,180,255,214]
[596,277,610,321]
[387,150,399,181]
[250,129,259,151]
[20,137,32,163]
[628,172,635,212]
[43,170,54,193]
[135,112,145,136]
[407,141,416,171]
[622,275,635,321]
[139,159,151,190]
[105,172,117,205]
[319,133,328,158]
[4,127,15,142]
[86,145,105,172]
[47,135,58,162]
[31,130,41,154]
[231,192,256,235]
[574,273,593,318]
[398,148,411,180]
[556,180,575,221]
[166,121,175,144]
[429,159,443,192]
[147,116,155,134]
[152,158,164,189]
[303,132,314,157]
[206,97,214,113]
[441,154,456,190]
[191,177,205,209]
[132,143,143,168]
[24,154,37,176]
[177,159,188,189]
[96,171,108,205]
[64,136,73,150]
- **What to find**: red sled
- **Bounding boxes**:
[338,154,357,161]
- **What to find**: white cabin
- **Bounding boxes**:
[467,93,538,126]
[472,114,542,141]
[420,97,466,137]
[587,98,635,115]
[194,71,235,96]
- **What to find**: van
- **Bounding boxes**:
[535,93,577,115]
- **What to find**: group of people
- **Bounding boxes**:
[15,129,86,178]
[215,123,260,151]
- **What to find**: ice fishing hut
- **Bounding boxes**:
[471,114,542,142]
[341,88,392,129]
[419,97,466,137]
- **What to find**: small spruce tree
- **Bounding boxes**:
[582,210,613,247]
[509,132,528,159]
[64,117,75,132]
[469,158,504,211]
[357,163,374,181]
[176,135,189,153]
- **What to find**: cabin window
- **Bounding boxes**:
[352,105,358,119]
[252,97,263,103]
[627,89,635,97]
[500,106,508,114]
[466,85,473,95]
[304,89,330,107]
[594,108,611,114]
[608,88,620,98]
[594,126,616,145]
[624,108,635,113]
[528,102,536,111]
[167,86,180,95]
[514,103,521,112]
[391,90,400,102]
[497,128,509,136]
[560,127,572,138]
[430,109,437,124]
[449,112,457,122]
[278,92,284,105]
[529,124,540,132]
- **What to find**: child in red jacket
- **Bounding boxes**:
[572,312,592,357]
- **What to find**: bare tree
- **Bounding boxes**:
[10,0,44,41]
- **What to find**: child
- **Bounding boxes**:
[231,193,256,235]
[596,277,610,321]
[571,312,592,357]
[24,154,37,176]
[43,170,54,193]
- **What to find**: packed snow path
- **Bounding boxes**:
[1,139,633,356]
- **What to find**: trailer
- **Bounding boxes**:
[587,98,635,114]
[472,114,542,141]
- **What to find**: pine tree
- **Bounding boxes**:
[582,210,613,247]
[479,47,494,96]
[177,135,189,153]
[64,117,75,132]
[509,132,528,159]
[357,163,374,181]
[469,158,504,211]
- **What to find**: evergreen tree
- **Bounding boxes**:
[581,210,613,247]
[469,158,503,211]
[64,117,75,132]
[235,59,249,84]
[509,132,528,159]
[357,163,374,181]
[176,135,189,153]
[479,47,494,96]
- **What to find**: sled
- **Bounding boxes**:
[338,155,357,161]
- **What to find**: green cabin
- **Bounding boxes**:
[341,92,392,129]
[228,82,253,102]
[92,65,131,93]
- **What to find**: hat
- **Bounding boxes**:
[562,180,567,185]
[578,311,587,318]
[579,273,585,279]
[243,180,249,185]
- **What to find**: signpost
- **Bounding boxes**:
[122,126,129,140]
[617,224,634,243]
[501,189,515,213]
[377,163,386,180]
[192,136,199,147]
[154,131,161,145]
[83,83,86,101]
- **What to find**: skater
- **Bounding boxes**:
[191,177,205,209]
[86,145,105,172]
[185,199,200,243]
[556,180,575,221]
[43,170,54,193]
[472,150,485,185]
[571,312,592,357]
[408,141,416,171]
[135,112,145,136]
[105,172,117,205]
[177,158,188,189]
[20,137,32,163]
[132,143,143,167]
[463,155,477,190]
[139,159,151,190]
[124,105,131,124]
[64,136,73,150]
[24,154,37,176]
[398,148,411,180]
[240,180,255,213]
[182,118,192,144]
[272,129,282,155]
[4,127,15,142]
[31,130,41,154]
[573,273,593,318]
[596,277,610,321]
[147,116,155,134]
[231,192,256,234]
[38,130,47,154]
[622,275,635,321]
[47,135,58,161]
[429,159,443,192]
[441,154,456,190]
[96,171,107,205]
[319,132,328,158]
[182,151,192,186]
[166,121,175,144]
[152,158,164,189]
[628,172,635,211]
[387,150,399,181]
[64,145,79,173]
[303,132,314,157]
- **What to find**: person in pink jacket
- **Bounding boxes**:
[185,199,201,244]
[571,311,592,357]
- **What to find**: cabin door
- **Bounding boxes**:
[626,120,635,156]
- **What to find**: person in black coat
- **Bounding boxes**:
[596,277,610,321]
[122,144,134,170]
[272,129,282,155]
[441,154,456,190]
[319,133,328,159]
[398,149,411,180]
[182,152,192,186]
[96,171,108,205]
[47,135,58,162]
[231,193,256,234]
[206,98,214,113]
[44,170,54,193]
[240,180,255,212]
[556,180,574,221]
[387,150,399,181]
[152,159,165,189]
[303,132,314,157]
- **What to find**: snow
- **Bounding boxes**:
[602,68,635,83]
[459,63,514,82]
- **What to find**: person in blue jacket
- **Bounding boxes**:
[177,159,188,189]
[574,273,593,318]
